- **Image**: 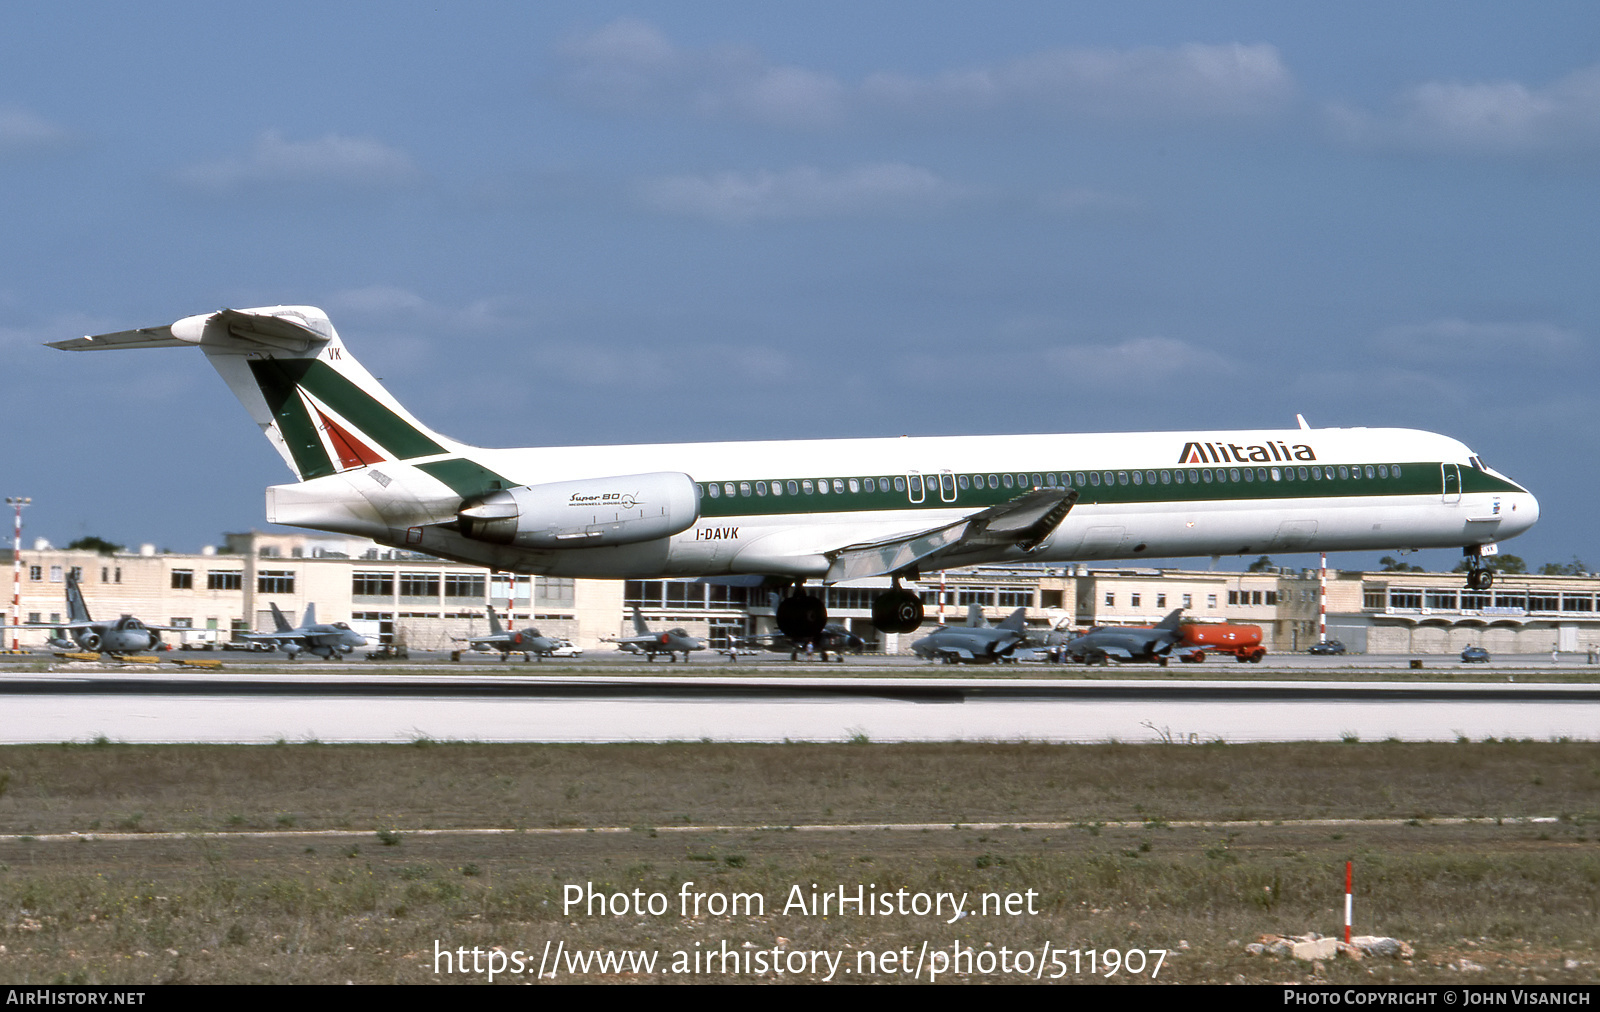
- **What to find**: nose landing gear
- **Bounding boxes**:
[1462,546,1496,590]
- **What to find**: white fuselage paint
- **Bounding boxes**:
[268,425,1537,579]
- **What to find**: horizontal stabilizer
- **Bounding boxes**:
[46,327,190,351]
[825,488,1077,583]
[49,306,331,355]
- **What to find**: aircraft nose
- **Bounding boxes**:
[1512,490,1540,533]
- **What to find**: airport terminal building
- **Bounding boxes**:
[7,532,1600,656]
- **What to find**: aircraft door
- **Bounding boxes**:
[939,470,957,503]
[1441,463,1462,504]
[906,471,925,504]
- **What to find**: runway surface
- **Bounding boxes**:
[2,667,1596,744]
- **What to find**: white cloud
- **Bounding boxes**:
[0,106,73,155]
[1042,336,1230,383]
[177,131,421,192]
[638,163,973,223]
[863,43,1294,121]
[559,19,846,128]
[1376,319,1582,361]
[1327,64,1600,155]
[559,22,1293,128]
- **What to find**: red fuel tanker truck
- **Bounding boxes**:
[1178,622,1266,663]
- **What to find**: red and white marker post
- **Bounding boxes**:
[1344,860,1353,943]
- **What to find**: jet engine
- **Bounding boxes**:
[78,631,101,652]
[458,472,700,550]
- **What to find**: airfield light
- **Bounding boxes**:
[7,497,29,651]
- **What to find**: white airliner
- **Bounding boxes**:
[50,306,1537,638]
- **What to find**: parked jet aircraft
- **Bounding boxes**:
[454,605,561,661]
[912,606,1032,664]
[50,306,1539,640]
[246,602,368,660]
[731,623,866,662]
[27,574,181,656]
[1059,609,1200,666]
[606,606,703,662]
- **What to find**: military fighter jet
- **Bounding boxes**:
[1058,608,1200,666]
[454,605,562,662]
[245,602,368,660]
[606,606,703,662]
[28,574,182,657]
[729,623,867,662]
[729,593,867,661]
[911,605,1032,664]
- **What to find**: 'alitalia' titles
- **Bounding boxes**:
[1179,441,1316,465]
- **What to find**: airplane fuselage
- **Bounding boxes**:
[269,425,1536,578]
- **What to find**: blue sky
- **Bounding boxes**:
[3,3,1596,573]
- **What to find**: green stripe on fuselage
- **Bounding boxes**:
[416,458,514,499]
[693,462,1525,519]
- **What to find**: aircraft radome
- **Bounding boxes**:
[50,306,1539,641]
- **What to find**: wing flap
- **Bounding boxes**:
[825,488,1077,583]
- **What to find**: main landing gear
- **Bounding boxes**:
[771,577,927,644]
[871,577,923,635]
[1462,547,1496,591]
[776,586,827,641]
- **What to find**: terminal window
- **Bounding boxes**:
[258,571,295,594]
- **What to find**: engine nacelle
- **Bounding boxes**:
[78,631,101,652]
[458,472,700,549]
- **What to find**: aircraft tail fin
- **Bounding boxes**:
[269,602,293,633]
[50,306,465,482]
[486,605,504,636]
[1155,608,1185,631]
[301,603,316,628]
[965,604,987,628]
[631,606,651,636]
[999,607,1028,632]
[65,574,92,624]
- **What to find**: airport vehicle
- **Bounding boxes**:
[178,629,221,651]
[912,606,1031,664]
[547,639,583,658]
[1059,608,1203,666]
[1178,621,1266,663]
[453,605,563,662]
[1461,645,1490,663]
[606,606,703,662]
[365,643,410,661]
[244,602,368,660]
[51,306,1539,640]
[27,574,184,657]
[1308,640,1347,655]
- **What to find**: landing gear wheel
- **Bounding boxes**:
[871,589,924,634]
[1467,568,1495,591]
[777,593,827,640]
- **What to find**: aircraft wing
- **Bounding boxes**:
[824,488,1077,583]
